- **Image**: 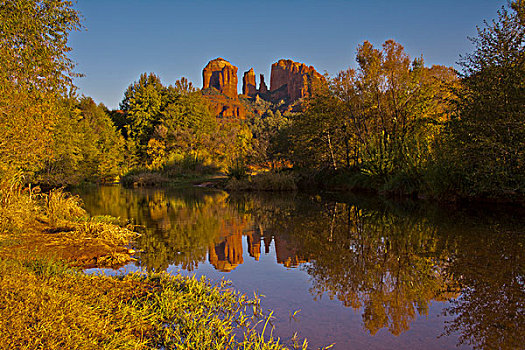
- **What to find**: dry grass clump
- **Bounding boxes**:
[71,218,137,246]
[0,176,88,234]
[0,175,137,266]
[0,173,40,234]
[226,172,297,192]
[44,188,88,226]
[0,255,306,350]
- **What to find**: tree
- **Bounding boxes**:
[289,82,345,169]
[120,73,165,162]
[38,97,125,185]
[0,0,81,177]
[349,40,456,177]
[449,1,525,196]
[289,40,456,183]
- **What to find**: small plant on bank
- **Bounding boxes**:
[44,188,88,226]
[227,158,250,180]
[0,172,40,234]
[226,171,297,192]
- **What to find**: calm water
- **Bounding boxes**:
[75,185,525,350]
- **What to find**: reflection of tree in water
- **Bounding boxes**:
[78,187,525,347]
[233,193,524,347]
[76,186,253,271]
[240,197,455,336]
[441,225,525,350]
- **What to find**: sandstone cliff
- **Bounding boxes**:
[270,59,325,102]
[201,57,324,119]
[259,74,268,94]
[203,92,246,119]
[202,57,238,99]
[242,68,257,96]
[202,58,246,119]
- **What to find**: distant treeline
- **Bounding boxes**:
[0,0,523,200]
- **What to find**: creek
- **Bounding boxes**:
[75,185,525,350]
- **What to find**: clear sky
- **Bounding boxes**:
[70,0,504,109]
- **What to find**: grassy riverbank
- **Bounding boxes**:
[0,177,308,349]
[0,255,297,349]
[223,168,525,205]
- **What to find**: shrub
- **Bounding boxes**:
[381,171,423,196]
[43,188,87,226]
[120,171,169,187]
[226,159,249,180]
[0,173,40,234]
[226,172,297,191]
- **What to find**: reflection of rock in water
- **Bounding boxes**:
[207,229,264,271]
[246,230,261,261]
[208,234,243,272]
[208,219,251,272]
[274,236,308,268]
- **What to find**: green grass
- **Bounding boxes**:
[0,255,307,350]
[0,174,321,349]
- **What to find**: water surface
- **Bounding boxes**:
[76,185,525,350]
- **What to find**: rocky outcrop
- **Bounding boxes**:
[203,93,246,119]
[202,58,246,119]
[201,57,324,119]
[259,74,268,94]
[209,234,243,272]
[242,68,257,96]
[202,58,238,99]
[270,59,325,102]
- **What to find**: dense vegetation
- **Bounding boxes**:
[2,1,522,201]
[268,3,524,200]
[0,254,303,349]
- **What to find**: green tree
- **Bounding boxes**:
[120,73,165,162]
[248,109,292,168]
[448,1,525,196]
[350,40,455,177]
[0,0,81,177]
[158,79,216,164]
[38,97,125,185]
[288,82,345,169]
[287,40,456,184]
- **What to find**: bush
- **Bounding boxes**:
[120,170,169,187]
[226,159,249,180]
[381,171,423,196]
[0,173,40,234]
[44,188,87,226]
[162,156,219,177]
[226,172,297,191]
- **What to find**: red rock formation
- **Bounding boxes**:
[269,59,325,102]
[203,93,246,119]
[242,68,257,96]
[202,58,238,99]
[208,234,244,272]
[258,74,268,94]
[274,236,308,268]
[246,230,261,261]
[201,58,247,119]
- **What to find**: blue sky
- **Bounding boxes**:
[70,0,504,109]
